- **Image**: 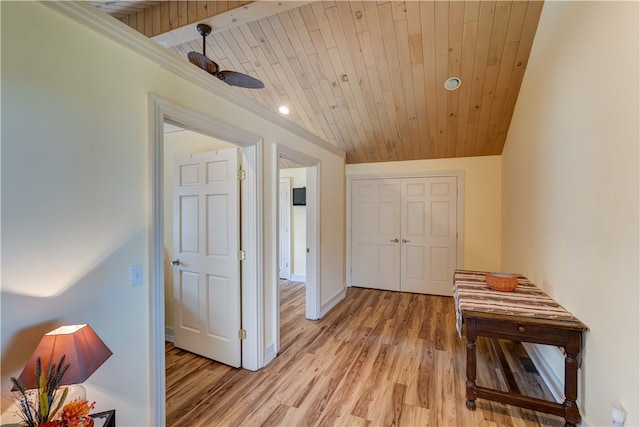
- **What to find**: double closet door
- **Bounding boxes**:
[350,176,458,296]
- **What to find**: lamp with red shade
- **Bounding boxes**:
[9,324,112,427]
[12,324,112,391]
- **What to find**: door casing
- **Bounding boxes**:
[149,95,263,426]
[271,143,320,363]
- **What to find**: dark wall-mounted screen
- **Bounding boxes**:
[292,187,306,206]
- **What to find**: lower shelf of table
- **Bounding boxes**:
[469,386,566,417]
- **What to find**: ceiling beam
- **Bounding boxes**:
[116,1,250,38]
[115,1,311,47]
[153,1,311,48]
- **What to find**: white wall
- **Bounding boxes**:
[309,159,346,311]
[0,3,345,425]
[279,168,307,281]
[347,156,502,272]
[501,2,639,426]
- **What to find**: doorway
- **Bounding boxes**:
[272,143,320,360]
[277,159,308,358]
[149,96,263,425]
[278,161,307,283]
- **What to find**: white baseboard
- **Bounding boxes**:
[320,288,346,318]
[165,327,175,343]
[291,274,306,282]
[521,343,591,427]
[264,342,277,366]
[521,342,564,403]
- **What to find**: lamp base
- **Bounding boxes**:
[66,383,87,401]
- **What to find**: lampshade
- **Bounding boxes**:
[13,324,112,390]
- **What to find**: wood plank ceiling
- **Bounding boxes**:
[91,1,544,164]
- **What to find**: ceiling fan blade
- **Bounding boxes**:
[218,70,265,89]
[187,51,219,75]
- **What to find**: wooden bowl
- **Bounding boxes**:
[486,273,518,292]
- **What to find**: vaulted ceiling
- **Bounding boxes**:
[90,1,544,164]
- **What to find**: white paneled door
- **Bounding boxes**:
[173,148,241,367]
[351,179,402,291]
[279,178,291,280]
[400,177,458,296]
[351,176,458,296]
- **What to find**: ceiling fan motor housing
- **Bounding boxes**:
[196,23,211,37]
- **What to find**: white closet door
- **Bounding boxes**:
[350,179,401,291]
[401,177,458,296]
[350,175,458,296]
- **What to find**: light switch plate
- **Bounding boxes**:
[130,264,143,286]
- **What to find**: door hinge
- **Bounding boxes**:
[238,168,246,180]
[238,249,246,261]
[238,329,247,340]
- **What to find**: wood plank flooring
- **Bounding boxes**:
[166,281,564,426]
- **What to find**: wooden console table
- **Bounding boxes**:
[453,270,588,427]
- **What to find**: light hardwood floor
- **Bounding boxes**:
[166,281,564,426]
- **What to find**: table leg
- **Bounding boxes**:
[563,333,582,427]
[465,318,478,410]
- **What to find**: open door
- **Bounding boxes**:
[279,177,291,280]
[172,147,241,367]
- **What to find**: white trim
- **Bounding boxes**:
[264,343,277,366]
[290,274,306,282]
[149,95,263,426]
[320,288,346,318]
[346,171,465,286]
[41,1,344,160]
[240,145,263,372]
[519,344,590,427]
[457,173,466,269]
[521,342,564,403]
[305,165,321,320]
[148,95,166,427]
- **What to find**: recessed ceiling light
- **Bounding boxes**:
[278,105,290,115]
[444,77,461,90]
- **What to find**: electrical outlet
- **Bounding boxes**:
[612,403,626,427]
[130,264,143,286]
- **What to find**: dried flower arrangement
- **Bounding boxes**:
[10,355,95,427]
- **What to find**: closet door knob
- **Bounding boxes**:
[390,238,399,243]
[402,239,411,243]
[171,259,181,266]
